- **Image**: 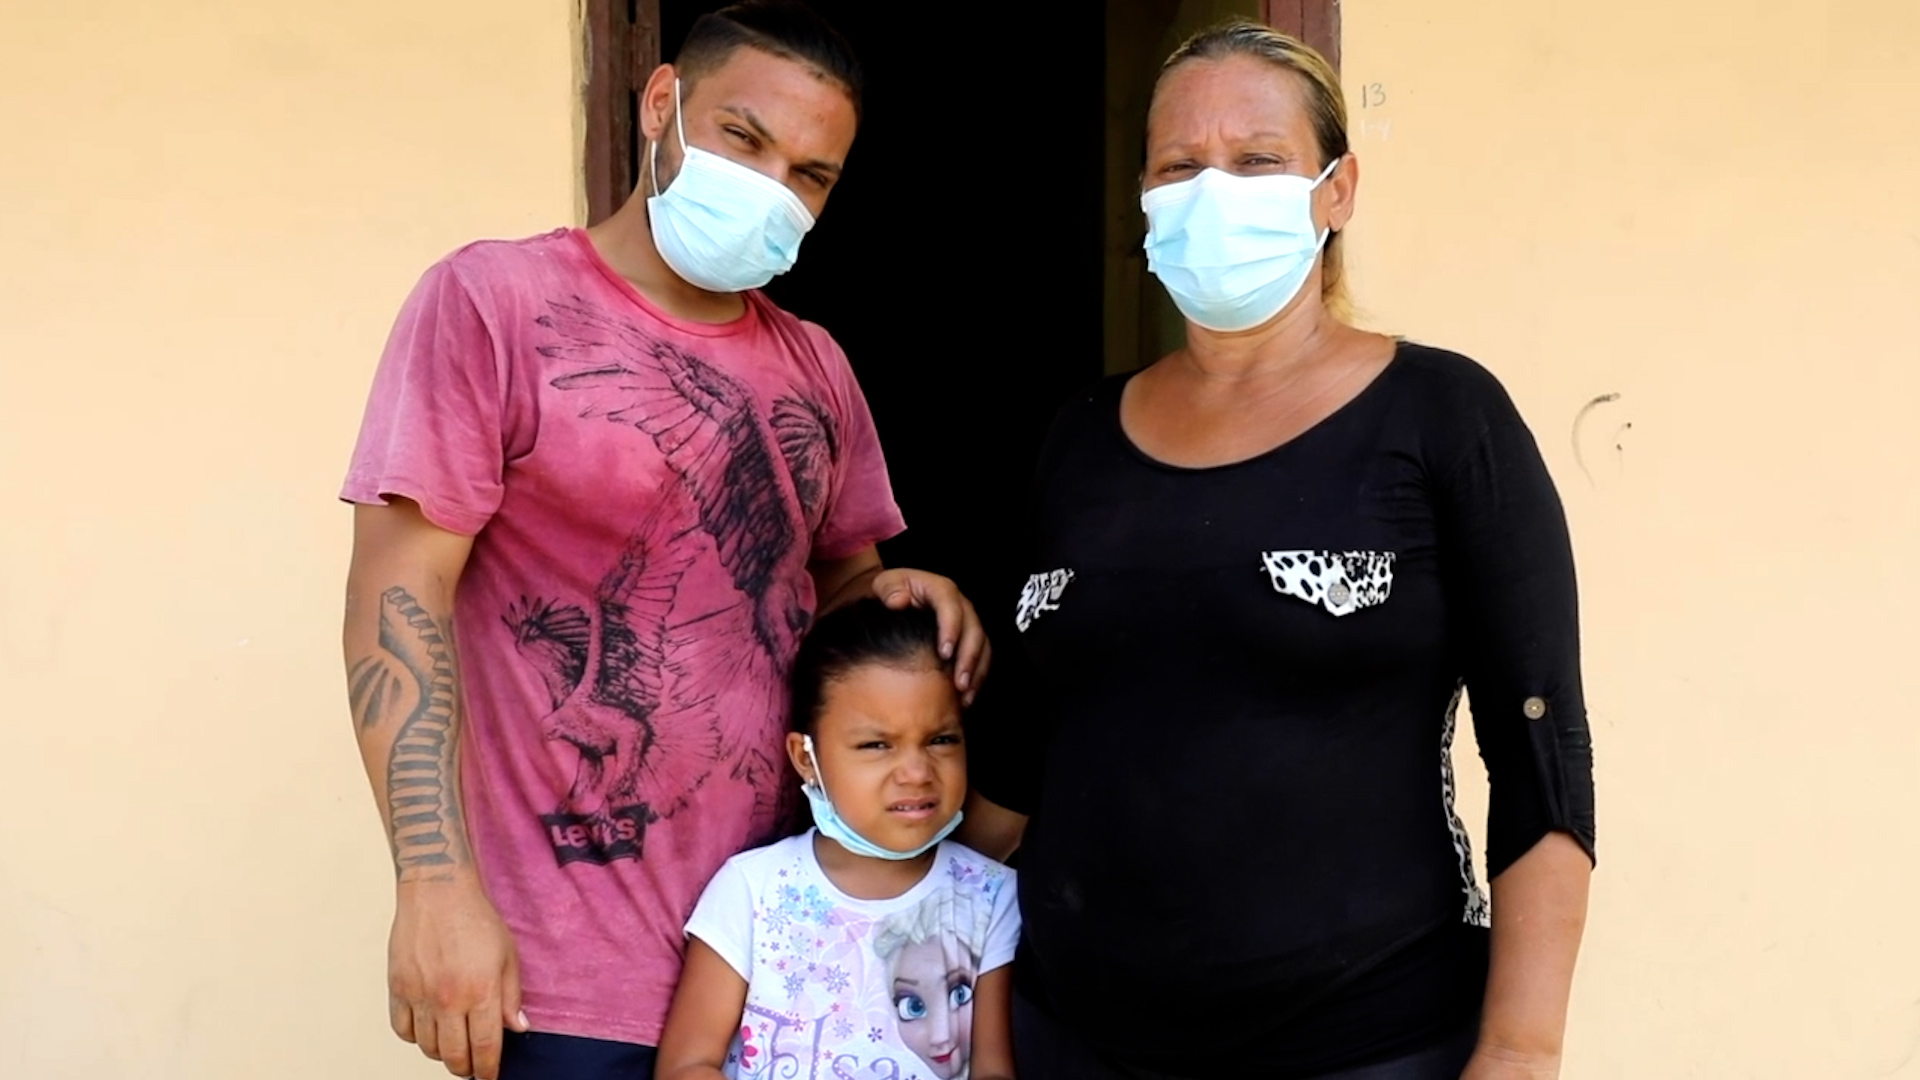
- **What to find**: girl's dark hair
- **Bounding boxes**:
[790,599,948,733]
[675,0,865,121]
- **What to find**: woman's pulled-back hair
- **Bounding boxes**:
[790,598,949,734]
[674,0,865,121]
[1154,20,1352,321]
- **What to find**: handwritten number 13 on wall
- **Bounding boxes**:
[1355,83,1390,141]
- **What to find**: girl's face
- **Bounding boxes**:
[788,659,966,855]
[890,938,974,1079]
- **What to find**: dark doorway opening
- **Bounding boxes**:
[649,1,1108,608]
[585,1,1340,612]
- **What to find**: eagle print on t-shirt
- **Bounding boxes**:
[501,298,841,866]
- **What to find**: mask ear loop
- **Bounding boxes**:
[1310,155,1341,188]
[1310,155,1342,246]
[649,78,692,198]
[801,734,826,795]
[672,77,689,154]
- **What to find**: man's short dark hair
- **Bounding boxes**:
[674,1,864,120]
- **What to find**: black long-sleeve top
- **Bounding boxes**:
[968,342,1597,1078]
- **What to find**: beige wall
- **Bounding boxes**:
[6,1,1919,1077]
[0,2,579,1077]
[1343,2,1920,1076]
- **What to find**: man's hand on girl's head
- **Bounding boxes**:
[871,567,992,706]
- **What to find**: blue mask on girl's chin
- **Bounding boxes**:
[802,736,963,861]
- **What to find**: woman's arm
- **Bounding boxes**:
[1431,367,1599,1077]
[956,791,1029,862]
[1462,832,1591,1079]
[655,938,750,1080]
[970,966,1018,1080]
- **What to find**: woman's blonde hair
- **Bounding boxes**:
[1153,20,1353,322]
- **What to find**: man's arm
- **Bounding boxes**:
[344,497,525,1080]
[807,546,884,618]
[808,546,992,705]
[346,499,476,882]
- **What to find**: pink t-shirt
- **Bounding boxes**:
[342,228,906,1045]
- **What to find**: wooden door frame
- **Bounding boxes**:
[1263,0,1341,71]
[581,1,1338,225]
[583,0,662,225]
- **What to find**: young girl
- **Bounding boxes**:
[656,599,1019,1080]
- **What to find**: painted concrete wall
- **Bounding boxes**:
[0,3,579,1076]
[1342,2,1920,1076]
[5,0,1917,1076]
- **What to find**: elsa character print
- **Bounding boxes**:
[875,895,977,1080]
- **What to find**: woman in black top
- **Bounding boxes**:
[958,21,1596,1080]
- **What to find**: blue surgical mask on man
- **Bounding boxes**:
[1141,157,1340,333]
[801,735,963,861]
[647,79,815,293]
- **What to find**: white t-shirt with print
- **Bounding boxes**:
[685,830,1020,1080]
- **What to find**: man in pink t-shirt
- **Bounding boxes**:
[339,6,987,1078]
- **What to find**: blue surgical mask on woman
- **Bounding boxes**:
[647,79,816,293]
[1141,157,1340,332]
[801,735,963,861]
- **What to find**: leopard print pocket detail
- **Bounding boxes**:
[1259,550,1396,617]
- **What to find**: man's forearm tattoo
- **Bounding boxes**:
[348,655,401,732]
[352,586,467,878]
